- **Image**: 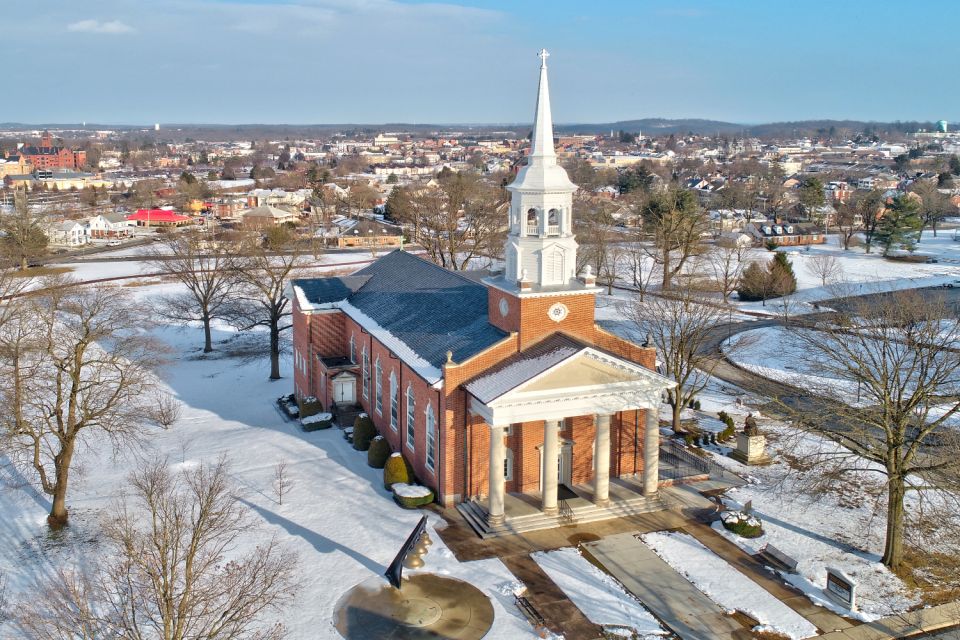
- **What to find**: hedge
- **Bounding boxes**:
[392,483,434,509]
[367,436,391,468]
[721,510,764,538]
[352,414,377,451]
[383,453,414,490]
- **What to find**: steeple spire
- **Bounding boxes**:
[529,48,555,162]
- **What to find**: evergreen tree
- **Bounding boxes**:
[950,154,960,176]
[876,194,923,255]
[769,251,797,297]
[736,252,796,302]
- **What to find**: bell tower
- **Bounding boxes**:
[487,50,598,347]
[503,49,582,290]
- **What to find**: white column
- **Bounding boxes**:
[488,425,506,526]
[541,420,560,515]
[643,407,660,496]
[594,414,611,506]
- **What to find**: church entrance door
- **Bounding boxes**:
[333,376,356,405]
[539,442,573,492]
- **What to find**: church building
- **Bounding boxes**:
[291,50,675,535]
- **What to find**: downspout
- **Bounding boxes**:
[634,410,639,475]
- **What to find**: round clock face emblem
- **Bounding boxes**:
[548,302,569,323]
[499,298,509,317]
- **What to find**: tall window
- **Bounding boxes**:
[374,357,382,415]
[349,335,356,364]
[389,371,399,430]
[425,403,436,471]
[406,384,416,451]
[361,347,369,399]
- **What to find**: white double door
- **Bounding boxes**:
[332,375,356,405]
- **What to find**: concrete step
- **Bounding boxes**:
[456,494,667,538]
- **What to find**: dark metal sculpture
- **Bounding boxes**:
[385,515,427,589]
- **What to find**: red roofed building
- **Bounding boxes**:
[127,209,193,227]
[15,131,87,171]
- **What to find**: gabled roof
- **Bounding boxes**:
[292,250,509,379]
[465,334,583,404]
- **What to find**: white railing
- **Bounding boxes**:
[546,225,560,236]
[526,225,539,235]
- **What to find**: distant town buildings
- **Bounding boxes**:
[12,130,86,170]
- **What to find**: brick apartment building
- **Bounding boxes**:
[290,51,674,535]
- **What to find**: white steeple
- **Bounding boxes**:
[503,49,581,291]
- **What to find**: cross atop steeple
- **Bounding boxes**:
[538,48,550,68]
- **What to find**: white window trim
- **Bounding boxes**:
[406,384,416,452]
[389,371,399,431]
[349,335,356,364]
[361,347,369,399]
[425,402,436,472]
[504,448,513,481]
[374,356,383,415]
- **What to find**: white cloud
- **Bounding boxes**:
[67,19,135,34]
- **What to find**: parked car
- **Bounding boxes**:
[106,239,122,247]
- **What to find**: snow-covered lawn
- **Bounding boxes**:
[694,416,919,621]
[732,231,960,315]
[0,285,535,638]
[640,532,818,639]
[533,547,667,639]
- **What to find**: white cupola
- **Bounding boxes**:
[503,49,580,290]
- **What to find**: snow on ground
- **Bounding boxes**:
[0,284,535,639]
[697,417,919,621]
[533,547,667,639]
[732,231,960,315]
[640,532,818,639]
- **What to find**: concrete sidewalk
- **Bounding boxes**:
[583,531,744,640]
[816,602,960,640]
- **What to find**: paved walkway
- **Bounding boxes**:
[583,531,743,640]
[816,602,960,640]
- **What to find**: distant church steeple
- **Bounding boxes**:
[503,49,581,291]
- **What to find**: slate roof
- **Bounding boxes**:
[292,276,370,305]
[465,334,585,404]
[294,250,509,372]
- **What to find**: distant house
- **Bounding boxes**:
[46,220,89,247]
[745,221,826,246]
[127,209,193,227]
[336,218,404,248]
[240,205,299,229]
[89,212,133,239]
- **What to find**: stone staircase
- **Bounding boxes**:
[456,493,667,538]
[333,404,363,430]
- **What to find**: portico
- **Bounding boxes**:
[464,336,675,529]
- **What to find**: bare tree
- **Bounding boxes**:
[152,390,183,430]
[806,253,843,287]
[392,172,506,270]
[148,230,239,353]
[787,289,960,571]
[227,227,303,380]
[621,289,729,432]
[0,282,163,527]
[910,179,952,240]
[707,239,749,303]
[15,458,298,639]
[0,187,48,270]
[638,187,709,290]
[273,459,292,505]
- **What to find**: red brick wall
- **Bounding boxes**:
[517,293,598,349]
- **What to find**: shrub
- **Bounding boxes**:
[367,436,391,468]
[298,395,323,419]
[301,412,333,432]
[383,453,414,490]
[721,510,764,538]
[352,414,376,451]
[719,425,736,442]
[683,433,696,447]
[392,483,434,509]
[717,411,735,429]
[693,399,701,410]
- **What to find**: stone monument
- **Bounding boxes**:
[731,413,772,465]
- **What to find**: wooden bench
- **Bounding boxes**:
[756,543,799,574]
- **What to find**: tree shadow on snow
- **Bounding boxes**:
[238,497,384,576]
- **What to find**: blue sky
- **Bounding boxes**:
[3,0,957,125]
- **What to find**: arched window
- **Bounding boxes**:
[349,335,356,364]
[526,208,538,233]
[547,208,559,226]
[425,402,436,471]
[389,371,399,430]
[361,347,369,399]
[406,384,416,452]
[374,356,382,415]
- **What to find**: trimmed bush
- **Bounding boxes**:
[383,453,414,490]
[719,425,736,442]
[721,510,764,538]
[301,412,333,432]
[298,395,323,419]
[352,414,376,451]
[693,399,701,410]
[367,436,391,468]
[392,483,434,509]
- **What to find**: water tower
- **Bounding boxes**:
[937,120,948,133]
